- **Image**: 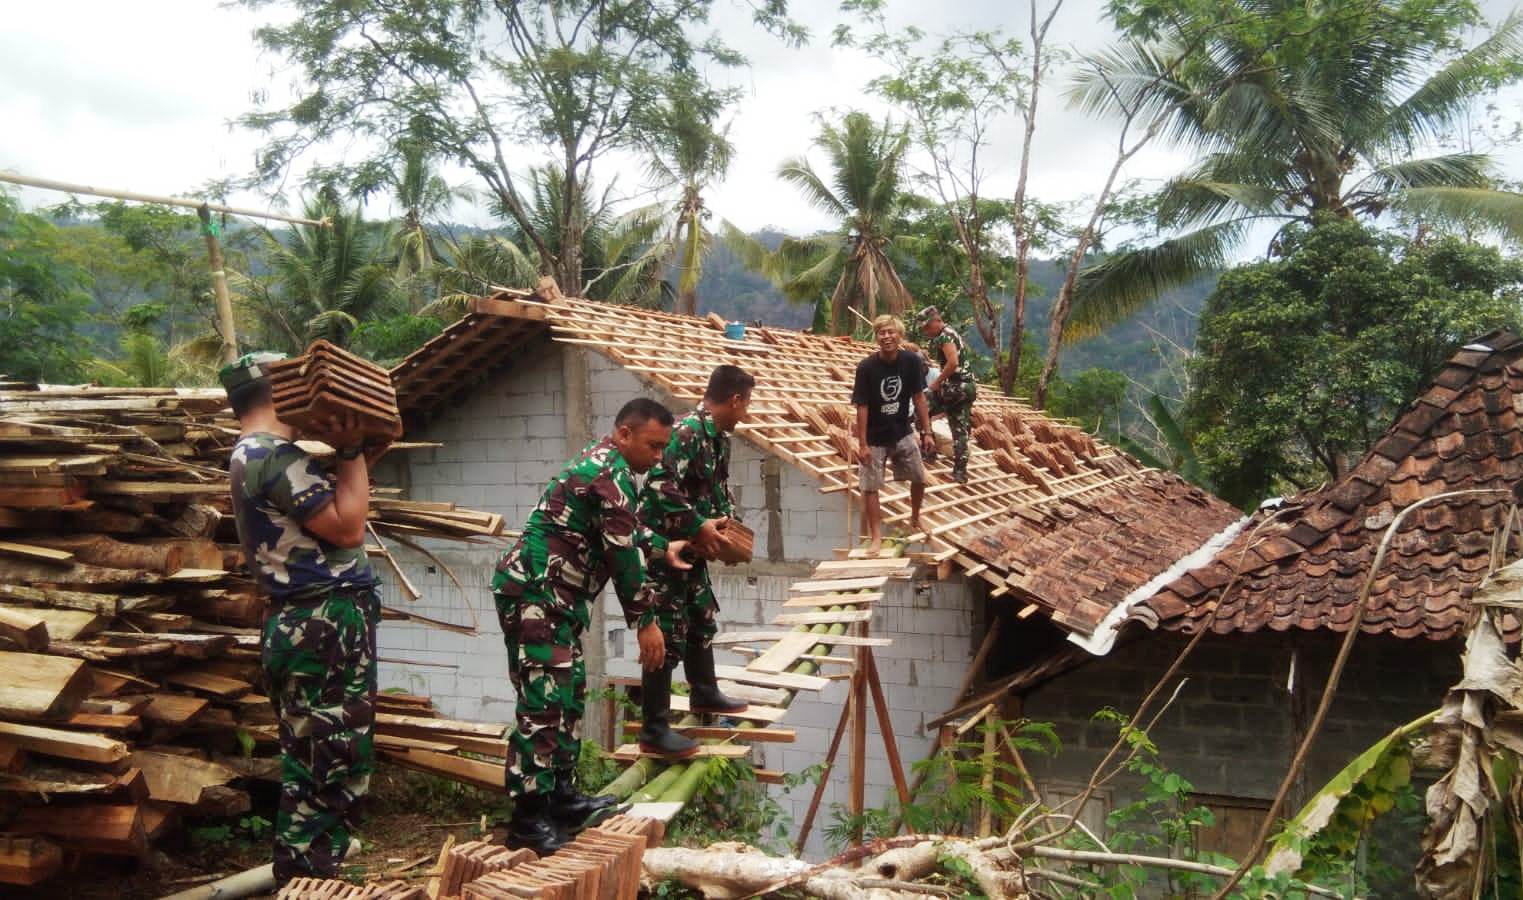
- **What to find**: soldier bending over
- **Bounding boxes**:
[491,398,693,855]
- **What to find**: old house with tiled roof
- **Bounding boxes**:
[1007,333,1523,868]
[369,289,1240,853]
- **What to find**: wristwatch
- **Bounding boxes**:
[337,445,363,461]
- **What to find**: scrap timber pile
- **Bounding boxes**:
[0,383,505,887]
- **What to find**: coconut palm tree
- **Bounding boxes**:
[236,193,404,352]
[732,112,913,335]
[1066,2,1523,338]
[601,80,735,313]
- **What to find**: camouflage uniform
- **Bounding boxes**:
[926,326,978,476]
[640,407,736,664]
[229,434,379,884]
[491,438,665,798]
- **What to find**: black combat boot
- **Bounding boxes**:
[637,664,700,758]
[504,792,567,856]
[548,770,620,833]
[952,457,969,484]
[684,641,749,715]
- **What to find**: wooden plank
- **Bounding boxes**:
[0,541,74,565]
[0,606,48,650]
[0,652,90,719]
[61,712,141,734]
[0,835,63,886]
[130,750,239,805]
[610,744,750,761]
[812,560,912,578]
[376,712,507,738]
[163,670,251,698]
[711,631,892,648]
[714,665,829,693]
[789,576,888,594]
[380,748,505,792]
[620,724,795,743]
[746,632,821,674]
[5,606,100,641]
[782,591,882,609]
[0,721,128,763]
[669,695,786,723]
[11,803,147,856]
[376,734,461,753]
[714,681,788,706]
[140,693,209,727]
[773,609,874,627]
[378,727,506,758]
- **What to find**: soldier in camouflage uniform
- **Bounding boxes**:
[491,397,694,856]
[919,306,979,483]
[220,353,386,886]
[637,366,756,757]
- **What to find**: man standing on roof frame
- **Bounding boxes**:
[918,306,977,484]
[638,365,756,758]
[853,314,933,554]
[490,398,695,855]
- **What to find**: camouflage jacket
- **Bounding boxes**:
[492,437,666,629]
[640,406,737,539]
[229,433,376,601]
[927,326,974,382]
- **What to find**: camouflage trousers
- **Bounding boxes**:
[649,558,719,666]
[261,586,379,884]
[495,586,587,799]
[929,376,977,473]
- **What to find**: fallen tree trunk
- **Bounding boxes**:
[643,845,911,899]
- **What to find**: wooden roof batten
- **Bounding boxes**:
[391,290,1241,646]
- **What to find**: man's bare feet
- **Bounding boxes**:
[909,516,923,537]
[867,537,883,556]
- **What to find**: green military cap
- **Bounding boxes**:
[916,305,942,324]
[218,351,287,393]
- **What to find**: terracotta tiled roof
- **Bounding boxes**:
[1139,331,1523,641]
[394,292,1239,639]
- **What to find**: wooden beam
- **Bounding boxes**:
[0,652,90,719]
[0,721,128,764]
[619,724,795,743]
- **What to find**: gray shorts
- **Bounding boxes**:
[859,433,926,492]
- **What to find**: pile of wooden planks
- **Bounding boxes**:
[270,341,403,441]
[0,384,507,885]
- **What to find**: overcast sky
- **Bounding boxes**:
[3,0,1522,239]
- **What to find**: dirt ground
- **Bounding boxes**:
[13,766,505,900]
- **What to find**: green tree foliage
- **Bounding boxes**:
[239,0,801,297]
[0,192,93,382]
[1072,0,1523,334]
[237,194,404,353]
[1049,368,1130,437]
[726,111,914,334]
[1186,217,1523,507]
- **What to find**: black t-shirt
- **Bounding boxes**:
[851,350,926,447]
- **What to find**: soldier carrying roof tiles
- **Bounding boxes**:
[636,365,756,758]
[220,352,389,888]
[490,398,695,856]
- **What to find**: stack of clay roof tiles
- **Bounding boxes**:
[1139,331,1523,640]
[392,290,1240,642]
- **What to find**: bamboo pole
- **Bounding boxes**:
[0,171,328,227]
[196,205,240,363]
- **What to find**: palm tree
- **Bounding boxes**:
[733,112,913,334]
[236,193,403,352]
[1066,3,1523,338]
[603,83,735,313]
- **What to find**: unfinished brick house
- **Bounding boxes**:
[1001,333,1523,866]
[370,290,1239,854]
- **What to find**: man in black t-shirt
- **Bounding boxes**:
[851,314,934,554]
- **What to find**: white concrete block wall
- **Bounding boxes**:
[375,339,981,861]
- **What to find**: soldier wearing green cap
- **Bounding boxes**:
[917,307,977,483]
[220,352,387,886]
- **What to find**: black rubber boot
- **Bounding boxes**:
[952,459,969,484]
[637,664,700,758]
[504,792,567,856]
[549,770,620,833]
[684,641,749,715]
